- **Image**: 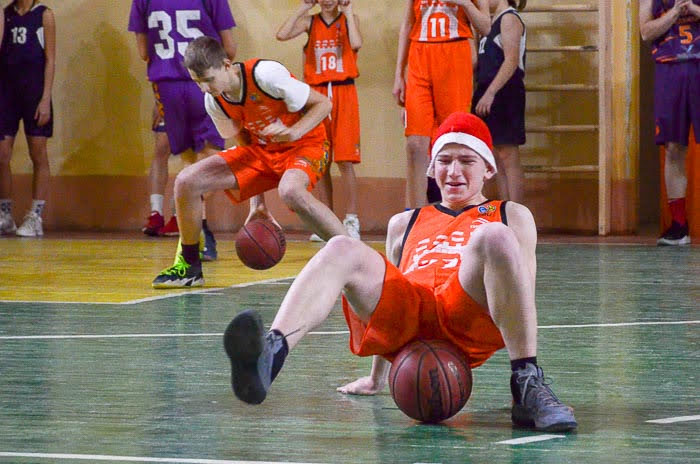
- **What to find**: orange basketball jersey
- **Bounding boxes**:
[399,201,507,286]
[213,59,326,150]
[409,0,475,43]
[303,13,359,85]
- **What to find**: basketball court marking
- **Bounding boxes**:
[646,415,700,424]
[496,435,566,445]
[539,320,700,329]
[1,320,697,340]
[0,453,323,464]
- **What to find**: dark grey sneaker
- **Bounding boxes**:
[224,309,287,404]
[511,363,577,432]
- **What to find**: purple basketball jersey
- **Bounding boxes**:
[0,4,48,74]
[128,0,235,82]
[651,0,700,63]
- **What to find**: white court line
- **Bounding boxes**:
[1,320,698,341]
[0,331,348,340]
[120,276,297,305]
[539,320,700,329]
[496,435,565,445]
[646,415,700,424]
[0,453,321,464]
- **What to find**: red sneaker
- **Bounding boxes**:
[160,216,180,236]
[142,211,164,236]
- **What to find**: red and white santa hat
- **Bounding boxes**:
[427,112,497,177]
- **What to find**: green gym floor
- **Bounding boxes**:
[0,235,698,464]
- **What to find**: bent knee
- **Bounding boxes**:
[406,137,429,159]
[173,166,202,197]
[320,235,366,266]
[278,183,306,209]
[470,223,519,256]
[665,143,687,161]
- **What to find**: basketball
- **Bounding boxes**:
[235,219,286,270]
[389,340,472,423]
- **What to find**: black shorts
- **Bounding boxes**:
[0,75,53,138]
[472,80,525,146]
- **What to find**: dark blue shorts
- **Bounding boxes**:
[0,76,53,138]
[472,80,525,146]
[654,60,700,146]
[154,80,224,154]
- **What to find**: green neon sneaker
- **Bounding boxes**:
[152,254,204,289]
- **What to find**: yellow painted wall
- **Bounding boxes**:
[9,0,405,179]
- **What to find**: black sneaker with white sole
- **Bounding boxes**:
[152,255,204,288]
[657,221,691,246]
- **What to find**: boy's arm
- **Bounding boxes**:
[134,33,149,61]
[474,14,523,117]
[393,0,414,106]
[276,1,314,41]
[36,8,56,126]
[218,28,237,60]
[204,94,241,139]
[639,0,686,41]
[341,1,362,50]
[449,0,491,37]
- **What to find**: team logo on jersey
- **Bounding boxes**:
[249,92,260,103]
[478,205,497,216]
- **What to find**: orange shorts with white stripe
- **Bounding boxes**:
[405,40,473,137]
[218,140,330,203]
[342,254,505,369]
[312,82,361,163]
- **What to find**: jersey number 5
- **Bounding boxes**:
[148,10,204,59]
[679,24,693,45]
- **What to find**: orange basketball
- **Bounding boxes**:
[389,340,472,423]
[235,219,286,270]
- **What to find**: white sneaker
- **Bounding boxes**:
[343,214,361,240]
[309,233,324,242]
[0,212,17,235]
[16,212,43,237]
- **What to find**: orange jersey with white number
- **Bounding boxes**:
[214,59,326,150]
[398,201,506,287]
[409,0,475,43]
[303,13,359,85]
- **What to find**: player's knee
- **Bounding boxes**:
[173,167,200,199]
[277,183,305,210]
[471,223,518,259]
[406,137,429,162]
[665,143,687,162]
[321,235,364,266]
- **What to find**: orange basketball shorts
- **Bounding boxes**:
[405,40,473,137]
[342,255,505,369]
[219,139,330,203]
[312,82,361,163]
